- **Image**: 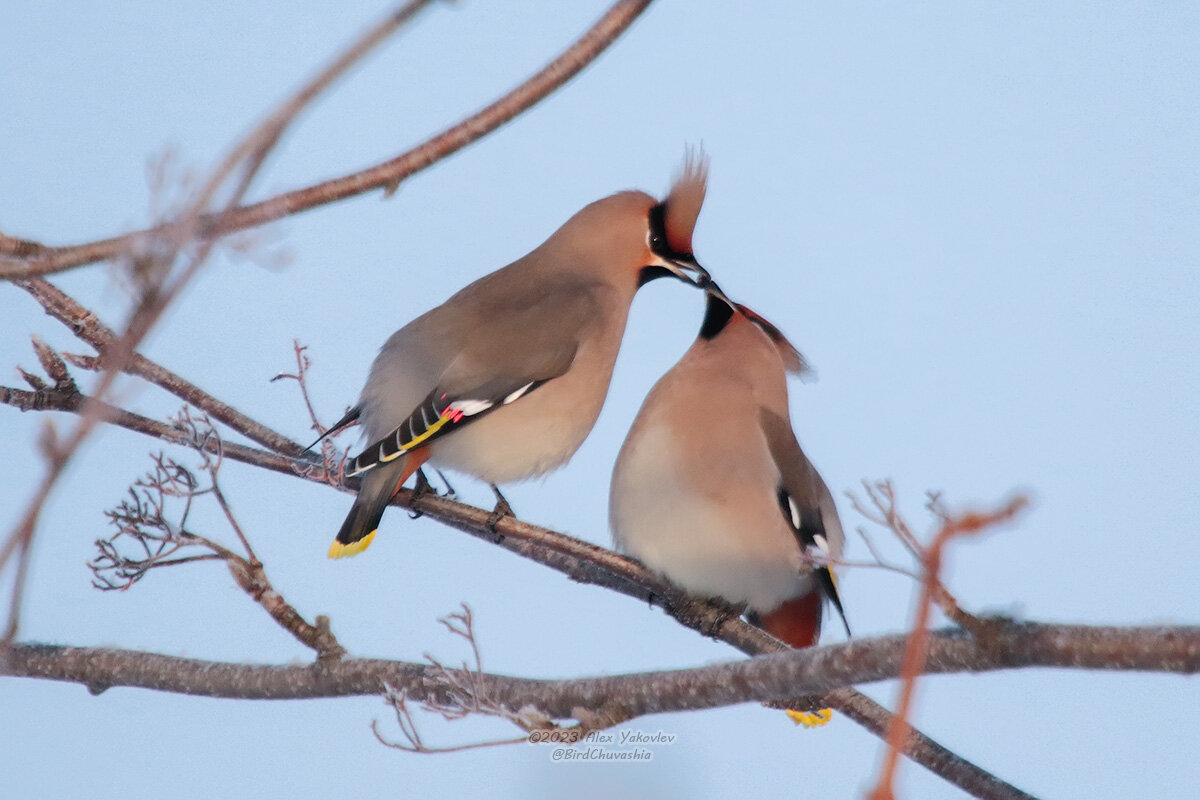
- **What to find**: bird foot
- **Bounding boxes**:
[785,708,834,728]
[485,484,515,534]
[408,468,435,519]
[434,468,458,501]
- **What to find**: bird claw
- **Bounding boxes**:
[485,485,515,533]
[408,468,434,519]
[434,468,458,501]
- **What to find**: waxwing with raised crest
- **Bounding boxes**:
[316,156,712,558]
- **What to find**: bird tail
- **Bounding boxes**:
[327,449,428,559]
[754,590,823,650]
[303,405,361,454]
[814,566,851,638]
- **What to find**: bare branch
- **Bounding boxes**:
[373,697,532,755]
[194,0,439,221]
[0,0,655,279]
[270,340,328,438]
[3,622,1195,704]
[268,339,357,485]
[29,337,77,393]
[374,605,553,753]
[0,372,1036,797]
[0,365,1037,796]
[223,559,347,662]
[90,454,221,590]
[0,384,302,478]
[848,480,992,633]
[5,92,289,638]
[0,335,1060,799]
[15,269,305,458]
[84,411,345,660]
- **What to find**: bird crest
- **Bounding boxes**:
[736,303,812,377]
[664,149,710,255]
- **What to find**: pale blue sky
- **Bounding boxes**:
[2,2,1198,797]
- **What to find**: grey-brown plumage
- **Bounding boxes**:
[325,159,712,558]
[610,289,848,645]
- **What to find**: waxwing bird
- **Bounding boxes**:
[317,157,712,558]
[610,286,850,661]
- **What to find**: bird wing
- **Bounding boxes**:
[347,282,602,477]
[759,408,851,636]
[344,374,559,477]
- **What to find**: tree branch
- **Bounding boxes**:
[0,379,1036,798]
[15,276,305,456]
[4,622,1195,706]
[0,0,439,640]
[0,384,301,477]
[0,0,655,280]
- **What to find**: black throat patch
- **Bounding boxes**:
[699,291,736,339]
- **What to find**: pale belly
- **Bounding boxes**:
[610,424,812,612]
[428,347,616,485]
[616,503,813,612]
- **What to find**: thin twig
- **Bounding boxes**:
[849,480,992,633]
[867,496,1029,800]
[0,384,303,478]
[85,412,346,660]
[16,279,305,455]
[270,340,327,437]
[375,605,557,752]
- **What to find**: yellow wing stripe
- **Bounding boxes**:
[399,408,455,451]
[354,408,457,475]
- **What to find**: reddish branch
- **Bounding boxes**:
[868,496,1029,800]
[0,0,656,280]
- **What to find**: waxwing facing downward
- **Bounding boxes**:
[610,285,850,669]
[315,157,712,558]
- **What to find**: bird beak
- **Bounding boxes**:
[699,275,735,305]
[664,254,710,287]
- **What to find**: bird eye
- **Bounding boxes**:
[647,203,669,254]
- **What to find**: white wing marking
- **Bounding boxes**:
[787,495,802,529]
[503,382,535,405]
[450,399,494,417]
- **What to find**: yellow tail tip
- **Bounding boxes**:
[786,708,834,728]
[327,529,377,559]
